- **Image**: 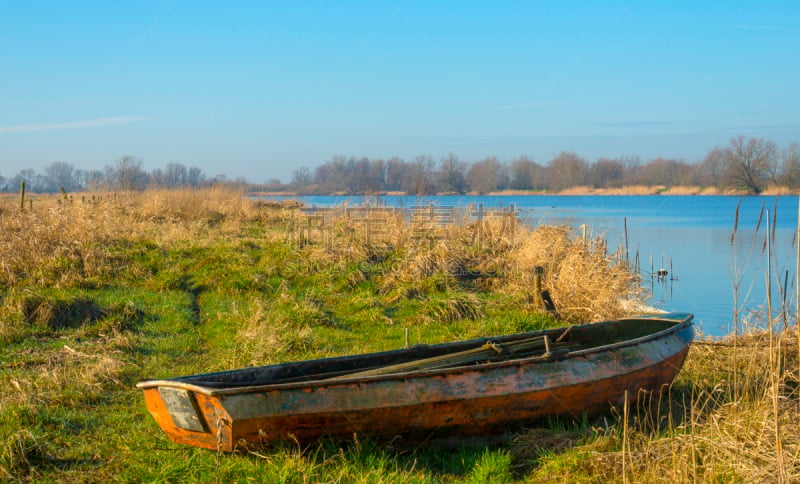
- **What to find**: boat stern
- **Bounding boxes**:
[138,383,236,451]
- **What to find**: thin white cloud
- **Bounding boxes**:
[496,101,569,110]
[0,116,150,134]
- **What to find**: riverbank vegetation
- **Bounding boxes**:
[2,188,799,482]
[4,135,800,197]
[286,135,799,196]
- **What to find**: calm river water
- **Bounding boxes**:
[282,195,800,337]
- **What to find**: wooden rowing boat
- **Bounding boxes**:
[137,312,693,451]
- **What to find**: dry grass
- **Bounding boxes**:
[1,190,641,324]
[302,208,640,324]
[0,429,51,480]
[234,293,319,366]
[556,185,665,195]
[2,337,130,410]
[509,225,641,322]
[514,327,800,483]
[659,185,705,195]
[0,201,115,287]
[762,186,797,196]
[0,333,130,480]
[0,188,296,290]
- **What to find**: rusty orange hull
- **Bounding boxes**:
[137,313,693,451]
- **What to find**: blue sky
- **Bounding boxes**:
[2,1,799,183]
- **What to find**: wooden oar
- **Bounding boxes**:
[329,334,572,380]
[329,342,507,379]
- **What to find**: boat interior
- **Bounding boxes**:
[168,315,689,389]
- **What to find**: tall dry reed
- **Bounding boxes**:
[0,188,293,288]
[307,205,641,323]
[511,196,800,483]
[511,329,800,483]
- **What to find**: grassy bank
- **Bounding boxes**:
[1,188,798,482]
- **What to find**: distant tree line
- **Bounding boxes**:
[283,136,800,195]
[5,136,799,196]
[0,156,210,193]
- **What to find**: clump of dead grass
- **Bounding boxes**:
[420,291,485,324]
[234,292,321,366]
[3,340,129,410]
[403,242,473,281]
[509,225,641,322]
[0,429,50,480]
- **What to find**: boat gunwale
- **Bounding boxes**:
[136,313,693,396]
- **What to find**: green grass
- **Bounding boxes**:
[0,209,571,482]
[7,191,792,483]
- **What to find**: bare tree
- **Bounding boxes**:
[590,158,624,188]
[291,167,312,186]
[546,152,588,191]
[723,136,777,194]
[111,155,148,191]
[9,169,52,192]
[634,158,692,187]
[619,155,642,186]
[510,156,544,190]
[385,157,406,192]
[403,155,436,195]
[367,159,387,193]
[697,148,727,187]
[164,163,189,188]
[150,168,166,187]
[7,171,29,193]
[322,156,350,193]
[45,161,77,191]
[496,162,510,191]
[778,142,800,189]
[468,157,502,194]
[84,170,106,190]
[437,152,467,194]
[71,169,88,190]
[346,157,371,194]
[187,167,206,188]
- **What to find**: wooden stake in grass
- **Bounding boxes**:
[18,181,25,211]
